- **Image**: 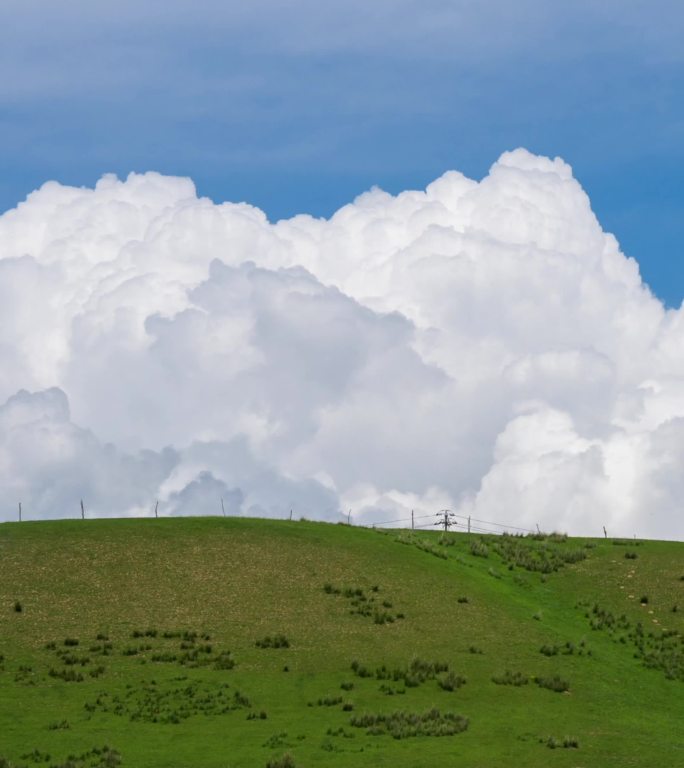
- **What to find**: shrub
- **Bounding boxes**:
[373,611,395,625]
[539,644,558,656]
[265,754,296,768]
[469,540,489,558]
[350,660,372,678]
[545,736,579,749]
[13,601,22,613]
[340,681,354,691]
[315,695,342,707]
[48,667,84,683]
[89,665,106,678]
[640,596,649,605]
[213,651,235,670]
[492,670,528,686]
[63,638,79,647]
[457,596,469,604]
[47,720,70,730]
[437,672,466,691]
[534,675,569,693]
[624,552,638,560]
[350,708,469,739]
[256,635,290,649]
[247,710,268,720]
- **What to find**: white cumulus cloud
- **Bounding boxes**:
[0,148,682,539]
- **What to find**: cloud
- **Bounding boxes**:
[0,148,683,539]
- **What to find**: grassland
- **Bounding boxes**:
[0,517,682,767]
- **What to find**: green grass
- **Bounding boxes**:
[0,518,683,767]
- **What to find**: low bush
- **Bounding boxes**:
[545,736,579,749]
[265,754,296,768]
[350,708,469,739]
[534,675,569,693]
[49,667,84,683]
[491,670,528,686]
[256,635,290,649]
[540,644,558,656]
[469,540,489,558]
[48,720,70,730]
[314,695,342,707]
[437,671,466,691]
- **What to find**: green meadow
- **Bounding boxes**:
[0,518,682,767]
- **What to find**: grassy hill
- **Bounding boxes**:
[0,517,682,768]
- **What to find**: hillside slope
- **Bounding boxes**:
[1,518,683,767]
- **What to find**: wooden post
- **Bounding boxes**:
[154,500,159,518]
[80,500,85,520]
[603,526,607,539]
[18,502,22,522]
[221,497,226,517]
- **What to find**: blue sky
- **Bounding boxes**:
[1,0,683,304]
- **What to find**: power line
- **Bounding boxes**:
[364,508,537,536]
[435,509,457,532]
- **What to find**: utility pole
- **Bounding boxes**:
[603,526,607,539]
[221,497,225,517]
[411,510,414,530]
[80,499,85,520]
[467,515,471,534]
[18,502,22,522]
[347,509,352,526]
[289,509,293,521]
[435,509,457,532]
[154,500,159,518]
